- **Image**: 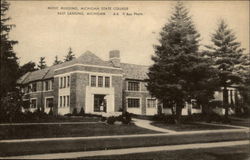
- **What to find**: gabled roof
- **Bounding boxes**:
[121,63,149,80]
[18,51,150,84]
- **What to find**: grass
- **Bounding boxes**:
[90,144,250,160]
[0,123,157,140]
[0,115,101,124]
[151,122,237,131]
[0,131,249,157]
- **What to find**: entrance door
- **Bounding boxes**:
[94,94,107,112]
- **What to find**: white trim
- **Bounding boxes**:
[30,98,37,108]
[54,64,122,72]
[44,96,54,108]
[126,97,142,109]
[55,71,123,77]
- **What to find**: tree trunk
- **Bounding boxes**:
[175,103,183,124]
[223,86,229,119]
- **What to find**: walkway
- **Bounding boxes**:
[133,118,176,133]
[1,140,248,159]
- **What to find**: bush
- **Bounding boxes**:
[78,108,85,116]
[72,108,78,116]
[101,116,106,122]
[152,114,175,124]
[107,116,116,124]
[121,112,132,124]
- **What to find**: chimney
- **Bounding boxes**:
[109,50,120,67]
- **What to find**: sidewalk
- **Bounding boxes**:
[1,127,248,143]
[1,140,248,159]
[133,118,176,133]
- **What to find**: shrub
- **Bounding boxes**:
[72,108,78,116]
[101,116,106,122]
[121,112,132,124]
[78,108,85,116]
[107,116,116,125]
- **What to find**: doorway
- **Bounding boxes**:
[94,94,107,112]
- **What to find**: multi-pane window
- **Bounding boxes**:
[147,99,157,108]
[127,98,140,108]
[44,80,53,91]
[128,81,140,91]
[60,76,70,88]
[30,99,37,108]
[91,76,96,87]
[98,76,103,87]
[59,95,70,108]
[91,75,110,88]
[105,77,110,88]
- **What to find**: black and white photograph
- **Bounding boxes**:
[0,0,249,159]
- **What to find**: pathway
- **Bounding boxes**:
[1,140,248,159]
[133,118,176,133]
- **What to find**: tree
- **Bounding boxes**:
[0,0,19,101]
[19,61,38,77]
[205,19,245,119]
[37,57,47,69]
[147,2,217,123]
[53,55,62,65]
[64,47,75,62]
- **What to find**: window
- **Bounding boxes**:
[128,81,140,91]
[32,83,37,92]
[51,80,54,90]
[67,95,70,106]
[45,98,53,108]
[67,76,70,87]
[105,77,110,88]
[60,77,63,88]
[147,99,157,108]
[45,81,49,91]
[60,96,62,107]
[30,99,37,108]
[98,76,103,87]
[127,98,140,108]
[64,77,66,88]
[63,96,66,107]
[91,75,96,87]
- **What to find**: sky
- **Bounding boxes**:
[7,1,250,66]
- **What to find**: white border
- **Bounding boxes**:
[55,71,123,77]
[54,64,122,72]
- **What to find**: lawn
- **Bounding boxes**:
[90,144,250,160]
[151,122,237,131]
[0,115,101,124]
[0,123,157,140]
[0,131,249,157]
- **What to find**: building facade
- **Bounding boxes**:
[18,50,160,116]
[19,50,239,116]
